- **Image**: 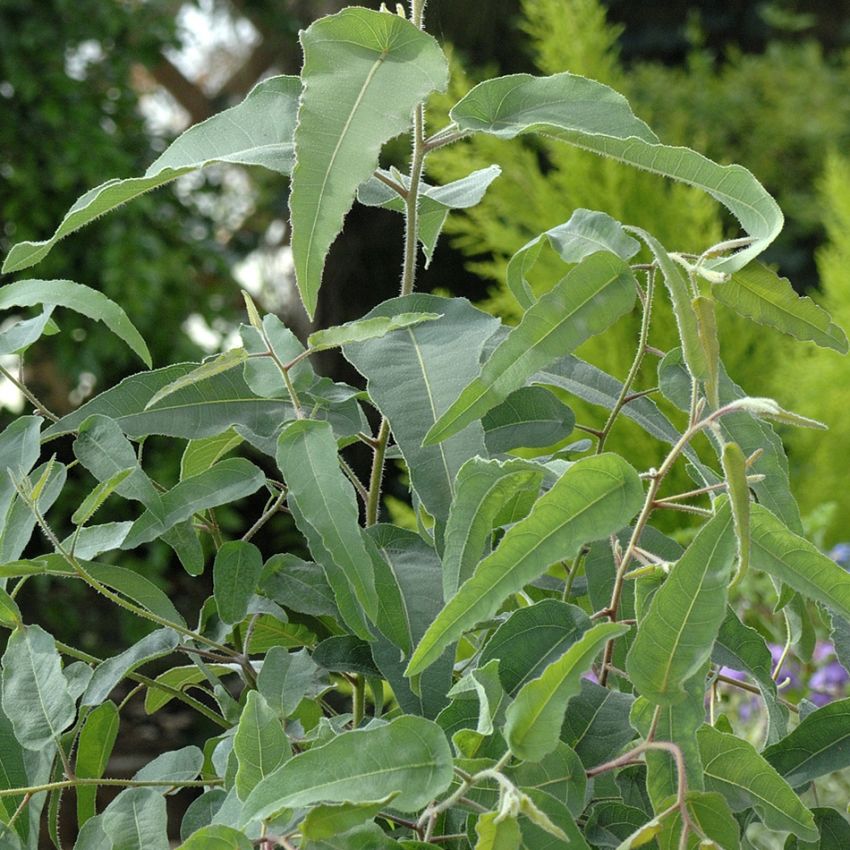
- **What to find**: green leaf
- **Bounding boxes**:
[101,788,169,850]
[585,802,650,847]
[697,725,817,840]
[303,823,399,850]
[0,703,29,842]
[180,430,244,480]
[276,419,378,631]
[343,294,499,522]
[234,691,290,800]
[715,262,848,353]
[145,348,248,409]
[749,503,850,621]
[313,635,381,677]
[450,73,782,276]
[307,313,442,352]
[0,587,22,629]
[144,664,237,715]
[301,796,396,842]
[442,457,544,599]
[505,621,628,762]
[1,625,76,750]
[240,716,453,822]
[120,458,265,550]
[257,646,325,719]
[785,808,850,850]
[0,308,55,356]
[518,789,591,849]
[425,253,636,445]
[407,453,643,677]
[505,208,640,308]
[693,294,721,408]
[73,817,111,850]
[213,541,263,627]
[655,791,740,850]
[82,628,178,706]
[76,701,120,828]
[482,388,575,456]
[0,416,43,538]
[561,680,635,768]
[290,8,447,316]
[0,279,150,366]
[510,741,587,818]
[475,812,522,849]
[134,745,203,784]
[71,468,133,527]
[177,825,252,850]
[479,600,591,696]
[626,505,736,705]
[448,658,506,736]
[721,442,751,587]
[2,76,301,275]
[259,554,338,618]
[763,698,850,787]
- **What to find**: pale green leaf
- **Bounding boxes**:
[0,587,21,629]
[510,741,587,818]
[177,825,251,850]
[234,691,290,800]
[213,541,263,627]
[627,505,736,705]
[0,625,76,750]
[655,791,740,850]
[308,313,441,352]
[259,554,338,618]
[101,788,169,850]
[0,308,55,357]
[76,702,120,828]
[561,679,635,768]
[301,796,396,842]
[693,295,721,408]
[0,702,30,842]
[0,416,43,539]
[451,72,782,276]
[447,658,506,736]
[475,812,522,849]
[71,468,133,527]
[145,348,248,409]
[240,716,453,822]
[134,745,203,785]
[723,397,826,430]
[344,294,499,521]
[291,8,447,315]
[505,621,628,762]
[425,252,637,445]
[276,419,378,628]
[0,279,150,366]
[721,442,751,587]
[406,452,644,676]
[256,646,324,719]
[180,789,227,839]
[697,725,817,840]
[715,262,848,353]
[2,76,301,275]
[518,789,591,849]
[482,388,575,456]
[506,208,640,308]
[180,430,243,480]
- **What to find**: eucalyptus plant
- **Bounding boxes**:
[1,3,850,850]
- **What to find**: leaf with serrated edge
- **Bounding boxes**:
[505,621,629,762]
[406,453,643,676]
[425,252,636,445]
[291,8,447,316]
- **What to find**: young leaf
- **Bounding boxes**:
[1,625,76,750]
[213,541,263,627]
[76,702,120,829]
[450,72,782,276]
[626,505,736,705]
[474,812,521,849]
[180,430,244,481]
[482,387,575,456]
[0,279,150,366]
[693,295,721,408]
[144,348,248,409]
[240,716,453,822]
[425,253,637,445]
[2,76,301,275]
[307,313,441,352]
[697,725,817,840]
[276,419,378,625]
[406,453,644,676]
[505,208,640,308]
[721,442,751,587]
[343,294,499,521]
[71,468,134,527]
[290,7,448,316]
[714,261,848,353]
[234,691,290,800]
[143,664,237,715]
[505,621,629,762]
[722,396,826,430]
[442,457,544,599]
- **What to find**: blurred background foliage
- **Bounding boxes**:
[2,0,850,629]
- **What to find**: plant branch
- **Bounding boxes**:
[0,364,59,421]
[0,777,221,799]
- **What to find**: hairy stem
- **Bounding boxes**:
[0,777,221,799]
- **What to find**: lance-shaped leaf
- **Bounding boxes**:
[0,703,30,842]
[0,279,150,366]
[442,457,543,599]
[234,691,290,800]
[721,442,751,587]
[505,621,629,762]
[145,348,248,409]
[425,252,636,445]
[506,208,640,308]
[180,430,243,480]
[406,453,643,677]
[1,625,77,750]
[71,469,133,528]
[213,541,263,627]
[2,76,301,275]
[0,308,56,357]
[450,72,782,276]
[715,262,848,353]
[290,8,448,316]
[276,419,378,623]
[76,701,120,828]
[102,788,169,850]
[240,716,453,822]
[693,294,721,408]
[0,416,42,539]
[697,725,816,840]
[749,503,850,621]
[344,294,499,521]
[763,698,850,787]
[482,387,575,456]
[357,166,502,265]
[307,313,441,352]
[626,505,736,705]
